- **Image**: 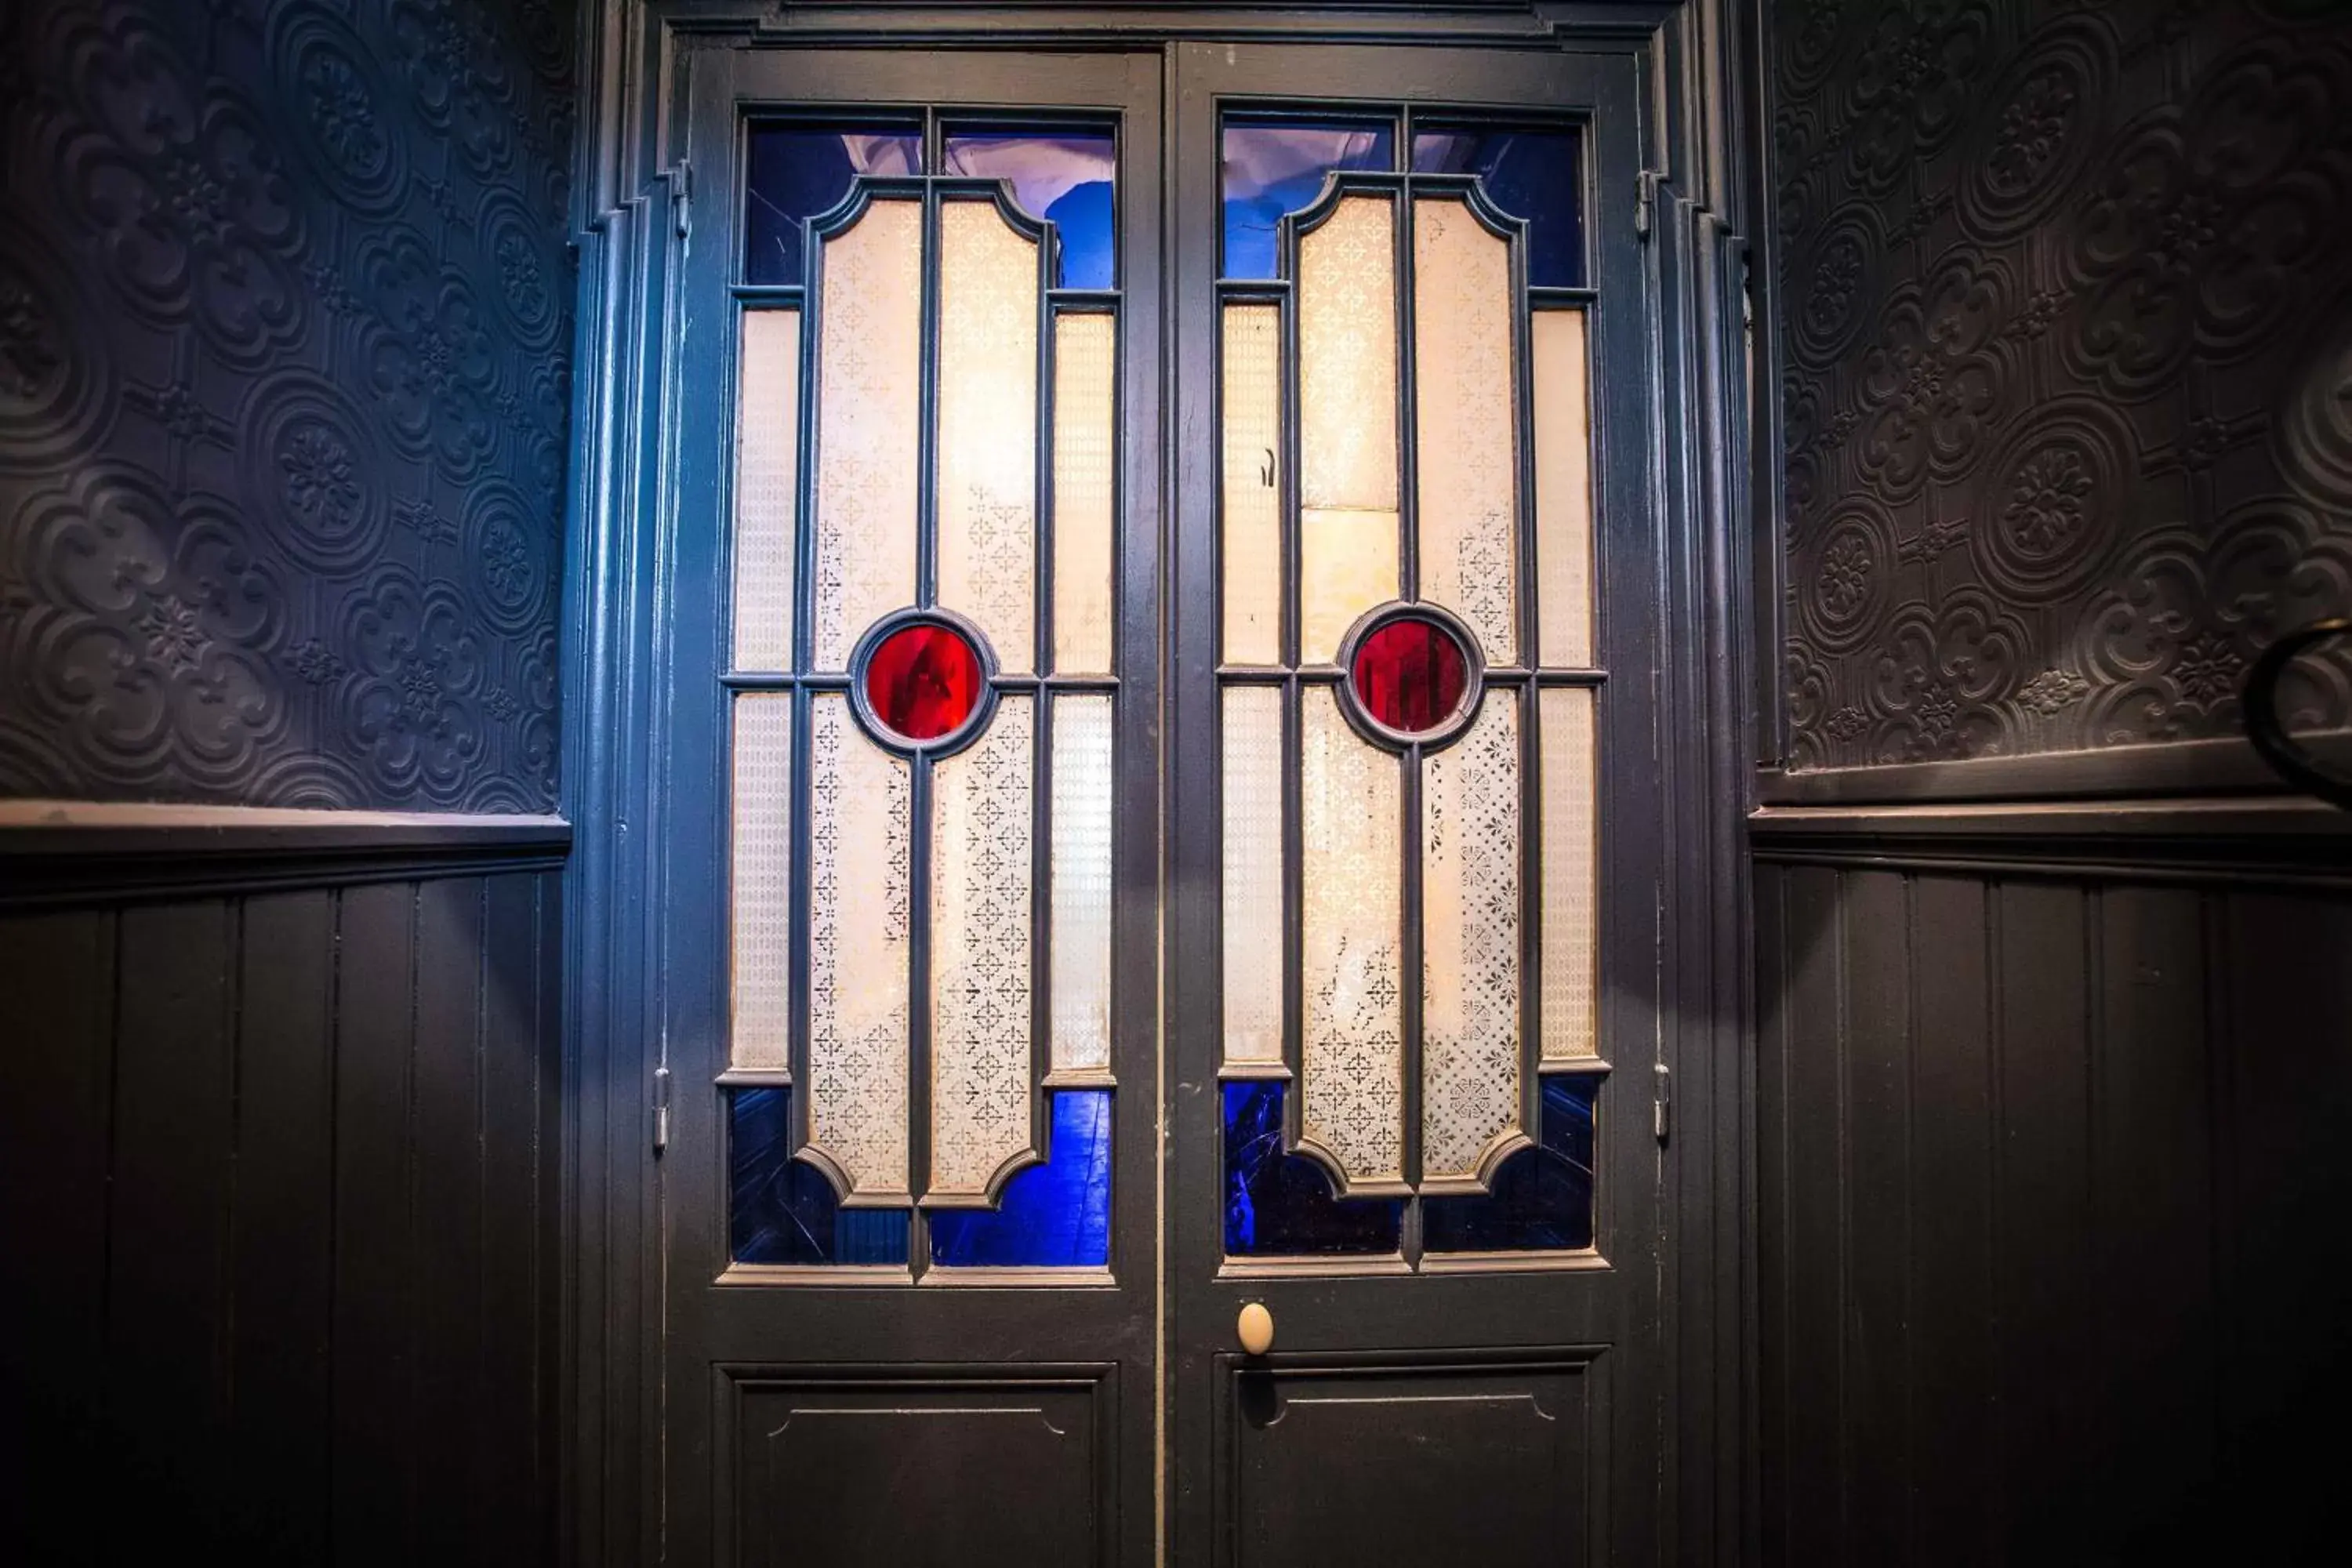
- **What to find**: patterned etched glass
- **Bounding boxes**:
[732,309,800,672]
[729,694,793,1073]
[1051,695,1114,1075]
[1221,303,1283,665]
[1410,126,1584,288]
[1414,195,1519,663]
[936,199,1039,675]
[812,198,921,670]
[1221,121,1395,280]
[1054,312,1117,674]
[743,123,922,285]
[1534,309,1595,667]
[1298,193,1401,663]
[1421,692,1523,1181]
[1298,686,1404,1187]
[805,695,913,1200]
[928,694,1036,1199]
[1540,687,1599,1062]
[1221,685,1286,1069]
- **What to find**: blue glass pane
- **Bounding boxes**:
[930,1090,1113,1268]
[1223,1080,1403,1255]
[944,132,1117,289]
[1411,127,1584,288]
[729,1088,909,1265]
[1221,121,1396,281]
[1422,1073,1599,1253]
[743,124,924,285]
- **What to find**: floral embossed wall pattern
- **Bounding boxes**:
[1773,0,2352,768]
[0,0,574,808]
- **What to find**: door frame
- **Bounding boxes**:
[560,5,1761,1565]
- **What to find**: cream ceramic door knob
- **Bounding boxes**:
[1236,1301,1275,1356]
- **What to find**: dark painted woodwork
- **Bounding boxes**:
[727,1369,1112,1566]
[1222,1353,1599,1568]
[569,9,1755,1567]
[653,45,1166,1568]
[1755,855,2352,1565]
[0,863,563,1564]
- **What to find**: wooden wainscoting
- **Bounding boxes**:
[0,809,566,1563]
[1751,800,2352,1565]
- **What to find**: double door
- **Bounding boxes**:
[659,34,1664,1566]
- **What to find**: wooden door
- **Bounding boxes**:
[1166,42,1667,1567]
[655,27,1669,1568]
[660,48,1163,1567]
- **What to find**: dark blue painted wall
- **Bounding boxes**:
[1,0,576,809]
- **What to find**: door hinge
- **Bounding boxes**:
[652,1065,673,1156]
[671,159,692,240]
[1635,170,1660,241]
[1653,1062,1671,1145]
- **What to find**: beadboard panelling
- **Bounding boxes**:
[0,869,561,1563]
[1756,861,2352,1564]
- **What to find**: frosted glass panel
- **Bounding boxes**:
[1221,685,1285,1069]
[1414,197,1518,664]
[813,198,921,670]
[1420,691,1522,1181]
[1050,695,1114,1074]
[732,310,800,673]
[1539,687,1598,1061]
[1053,312,1116,674]
[729,695,793,1072]
[1221,303,1282,665]
[1299,686,1404,1186]
[1298,193,1399,662]
[1534,309,1595,667]
[936,200,1040,675]
[807,695,912,1199]
[929,694,1036,1198]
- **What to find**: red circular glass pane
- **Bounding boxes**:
[1350,616,1471,736]
[864,622,983,742]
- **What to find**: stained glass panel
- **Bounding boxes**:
[1299,686,1404,1187]
[944,131,1116,289]
[1224,1080,1403,1256]
[1299,192,1401,663]
[812,198,921,670]
[1420,692,1522,1183]
[1221,685,1284,1069]
[1540,686,1599,1062]
[1221,121,1394,281]
[806,695,912,1200]
[732,308,800,673]
[1053,311,1117,674]
[1423,1073,1598,1252]
[935,198,1040,676]
[731,1089,910,1266]
[930,1091,1112,1268]
[729,694,793,1073]
[1413,194,1519,664]
[1534,309,1595,668]
[1410,126,1584,288]
[1220,303,1283,665]
[1051,695,1114,1075]
[743,123,922,285]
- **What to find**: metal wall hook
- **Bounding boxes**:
[2244,617,2352,811]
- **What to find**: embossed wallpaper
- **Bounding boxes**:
[0,0,575,808]
[1774,0,2352,770]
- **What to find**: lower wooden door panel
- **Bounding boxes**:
[1218,1350,1607,1568]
